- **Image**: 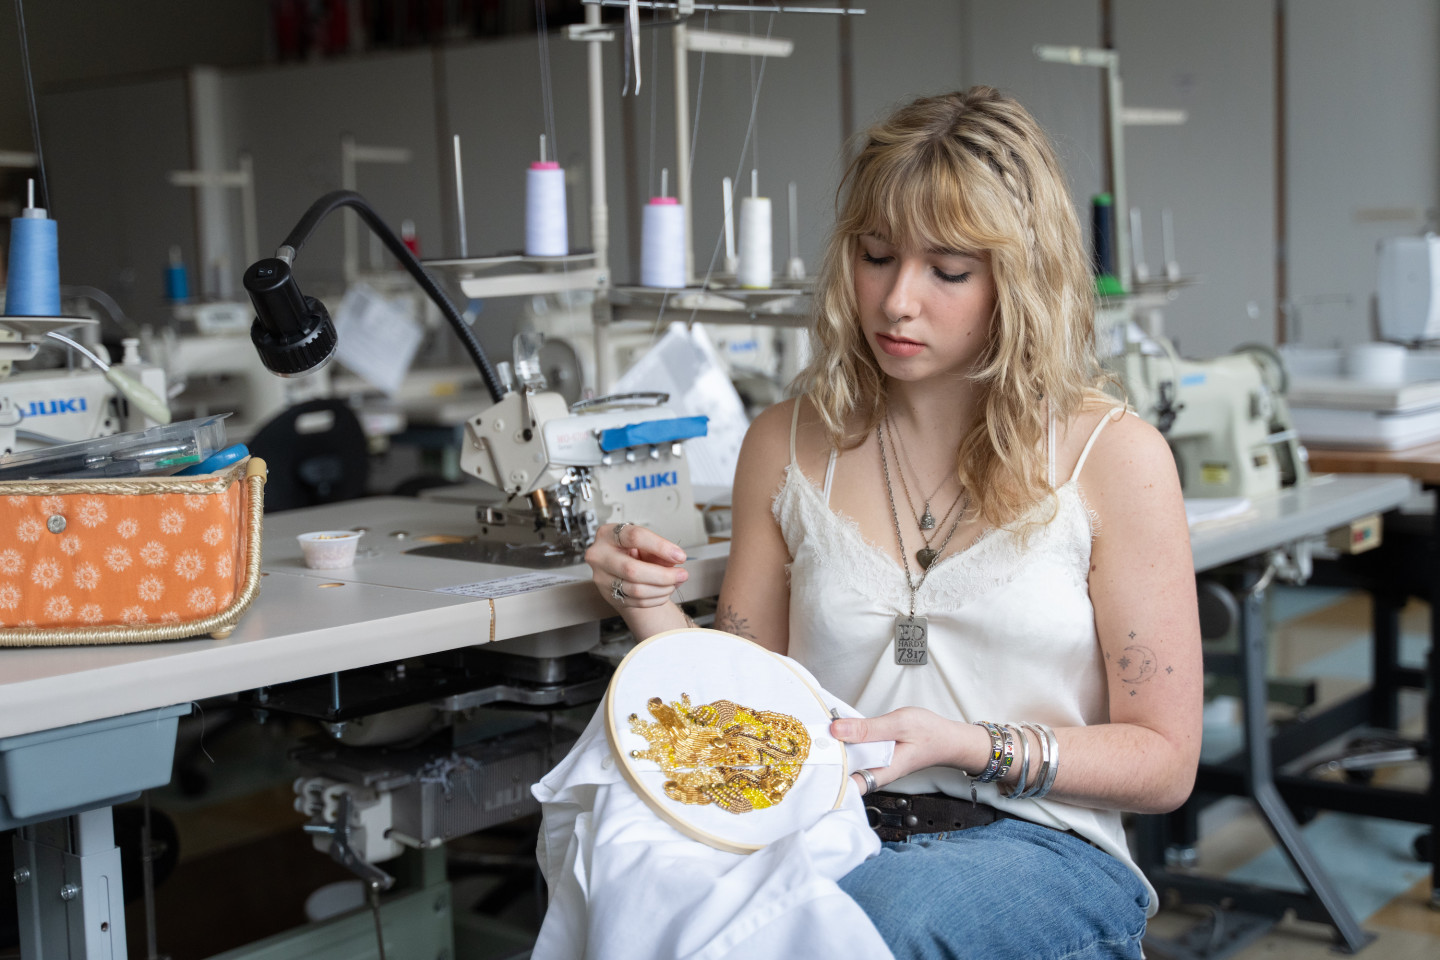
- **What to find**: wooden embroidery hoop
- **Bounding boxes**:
[604,627,849,854]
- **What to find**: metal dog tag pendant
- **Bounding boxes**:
[893,615,928,665]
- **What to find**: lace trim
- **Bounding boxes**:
[771,464,1095,609]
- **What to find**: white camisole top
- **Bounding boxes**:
[772,402,1156,911]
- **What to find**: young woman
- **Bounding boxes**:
[584,87,1201,959]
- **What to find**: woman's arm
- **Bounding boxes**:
[833,412,1202,814]
[711,399,799,654]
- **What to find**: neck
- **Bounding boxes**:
[885,376,980,452]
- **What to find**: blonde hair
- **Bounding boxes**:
[797,86,1107,530]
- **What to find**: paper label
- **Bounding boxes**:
[333,282,423,396]
[437,572,582,599]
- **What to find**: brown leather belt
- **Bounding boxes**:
[863,791,1023,842]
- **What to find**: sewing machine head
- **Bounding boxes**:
[1109,333,1307,498]
[456,333,709,554]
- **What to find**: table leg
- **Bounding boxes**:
[1428,487,1440,905]
[1238,571,1374,952]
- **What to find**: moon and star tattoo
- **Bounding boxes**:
[1105,630,1173,695]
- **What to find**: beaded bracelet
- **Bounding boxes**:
[972,721,1014,783]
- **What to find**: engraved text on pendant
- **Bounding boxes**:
[894,615,928,665]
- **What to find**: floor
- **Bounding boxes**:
[1142,587,1437,959]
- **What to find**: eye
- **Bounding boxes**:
[860,252,893,266]
[934,268,971,284]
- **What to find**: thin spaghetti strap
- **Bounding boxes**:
[789,399,802,467]
[821,448,838,505]
[1047,405,1057,488]
[1068,405,1128,484]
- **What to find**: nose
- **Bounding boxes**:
[882,260,924,323]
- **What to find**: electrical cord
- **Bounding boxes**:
[277,190,504,403]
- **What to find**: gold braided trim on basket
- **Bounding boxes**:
[0,459,268,647]
[0,458,248,496]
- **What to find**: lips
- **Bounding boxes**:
[876,332,924,358]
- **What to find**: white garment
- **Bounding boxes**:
[532,660,897,960]
[775,404,1159,916]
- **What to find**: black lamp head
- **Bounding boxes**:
[244,257,337,377]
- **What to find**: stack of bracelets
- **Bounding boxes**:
[972,721,1060,800]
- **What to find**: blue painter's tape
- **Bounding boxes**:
[599,416,708,452]
[1181,373,1207,386]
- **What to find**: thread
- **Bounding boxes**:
[165,245,190,302]
[642,197,685,288]
[737,183,772,290]
[722,176,738,276]
[526,162,568,257]
[5,179,60,316]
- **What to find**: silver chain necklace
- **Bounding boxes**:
[885,414,952,532]
[884,415,965,564]
[876,422,968,665]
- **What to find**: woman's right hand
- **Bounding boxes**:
[585,522,690,613]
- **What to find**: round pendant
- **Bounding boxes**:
[916,547,937,569]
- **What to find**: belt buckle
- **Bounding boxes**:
[864,794,918,834]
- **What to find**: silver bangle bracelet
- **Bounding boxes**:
[1014,722,1049,800]
[1032,723,1060,799]
[1006,723,1030,798]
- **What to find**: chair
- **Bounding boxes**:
[246,399,370,512]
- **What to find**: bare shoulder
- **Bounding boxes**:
[739,396,834,482]
[1070,403,1186,536]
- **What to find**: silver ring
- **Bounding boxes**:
[610,577,629,605]
[612,522,631,546]
[856,768,878,796]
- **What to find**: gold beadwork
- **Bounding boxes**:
[627,694,811,814]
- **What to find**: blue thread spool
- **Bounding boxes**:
[164,245,190,302]
[5,179,60,316]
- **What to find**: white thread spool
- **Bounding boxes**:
[1344,342,1407,383]
[525,134,568,257]
[641,169,686,288]
[737,170,772,290]
[722,176,739,276]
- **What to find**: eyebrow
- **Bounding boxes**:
[927,246,982,259]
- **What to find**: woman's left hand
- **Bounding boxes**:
[830,707,966,792]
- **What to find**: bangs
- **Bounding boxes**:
[841,142,1011,259]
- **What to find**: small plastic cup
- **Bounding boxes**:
[297,530,364,569]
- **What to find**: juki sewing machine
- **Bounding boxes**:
[0,319,169,456]
[453,333,710,556]
[1104,318,1308,498]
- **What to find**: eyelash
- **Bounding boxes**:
[860,252,971,284]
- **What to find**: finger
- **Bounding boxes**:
[616,556,689,588]
[831,714,901,744]
[615,580,677,602]
[614,523,686,564]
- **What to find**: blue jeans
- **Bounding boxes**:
[838,818,1149,960]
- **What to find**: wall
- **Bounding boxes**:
[25,3,1440,364]
[1116,0,1277,359]
[1285,0,1440,347]
[0,1,265,160]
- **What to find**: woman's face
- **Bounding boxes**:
[853,232,997,383]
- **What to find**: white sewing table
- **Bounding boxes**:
[0,474,1413,740]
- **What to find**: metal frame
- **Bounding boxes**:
[1143,561,1376,956]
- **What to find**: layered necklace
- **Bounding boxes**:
[876,421,969,666]
[883,415,966,569]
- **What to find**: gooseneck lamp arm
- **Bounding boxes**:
[243,190,504,403]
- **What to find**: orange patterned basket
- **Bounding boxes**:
[0,458,266,646]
